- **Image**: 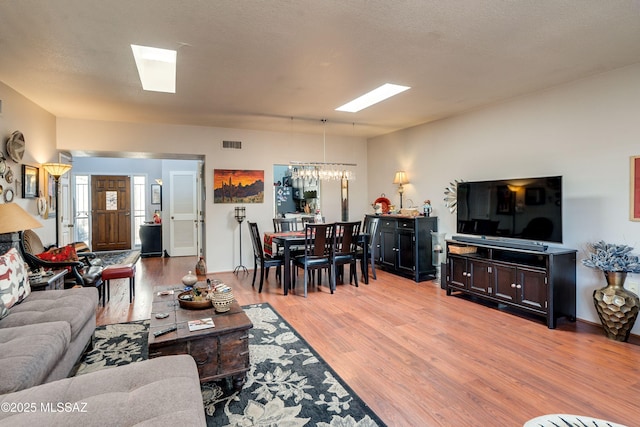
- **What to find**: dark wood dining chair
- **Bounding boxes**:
[292,223,335,297]
[273,217,298,232]
[248,221,283,293]
[357,216,380,281]
[332,221,361,291]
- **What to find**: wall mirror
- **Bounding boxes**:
[273,164,321,219]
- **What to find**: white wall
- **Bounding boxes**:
[56,118,368,273]
[0,82,57,245]
[368,63,640,331]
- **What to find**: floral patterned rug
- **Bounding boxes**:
[75,303,385,427]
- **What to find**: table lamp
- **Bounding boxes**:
[393,171,409,209]
[0,203,43,253]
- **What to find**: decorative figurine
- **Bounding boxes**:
[423,200,432,217]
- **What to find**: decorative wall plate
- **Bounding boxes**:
[4,167,13,183]
[4,188,14,203]
[0,153,5,177]
[6,131,25,163]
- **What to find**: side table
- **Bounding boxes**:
[29,270,66,291]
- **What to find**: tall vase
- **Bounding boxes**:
[593,271,640,342]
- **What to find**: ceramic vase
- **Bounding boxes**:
[593,271,640,342]
[181,271,198,286]
[195,257,207,276]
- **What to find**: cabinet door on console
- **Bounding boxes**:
[448,256,468,290]
[380,227,396,269]
[494,264,518,303]
[518,267,547,311]
[468,259,493,296]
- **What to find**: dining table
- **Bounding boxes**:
[264,230,370,295]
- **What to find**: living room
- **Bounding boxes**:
[1,2,640,425]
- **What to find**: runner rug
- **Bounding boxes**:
[75,303,385,426]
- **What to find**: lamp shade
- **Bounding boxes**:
[393,171,409,185]
[0,203,43,234]
[42,163,72,178]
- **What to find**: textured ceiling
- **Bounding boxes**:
[0,0,639,138]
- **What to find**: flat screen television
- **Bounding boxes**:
[456,176,562,244]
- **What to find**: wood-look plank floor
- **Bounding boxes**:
[97,256,640,427]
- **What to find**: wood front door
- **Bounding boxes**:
[91,175,131,251]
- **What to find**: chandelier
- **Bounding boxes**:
[289,119,357,182]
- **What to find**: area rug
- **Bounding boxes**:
[76,303,386,426]
[93,249,141,267]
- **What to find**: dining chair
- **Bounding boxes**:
[248,221,283,293]
[332,221,361,290]
[357,216,380,281]
[273,217,299,232]
[292,223,335,297]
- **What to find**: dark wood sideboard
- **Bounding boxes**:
[367,214,438,282]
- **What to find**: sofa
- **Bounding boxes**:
[0,354,206,426]
[0,248,98,393]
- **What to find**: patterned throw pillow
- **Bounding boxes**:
[36,244,80,272]
[0,248,30,319]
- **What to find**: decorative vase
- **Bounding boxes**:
[195,257,207,276]
[181,271,198,286]
[593,271,640,342]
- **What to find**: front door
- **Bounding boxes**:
[91,175,132,251]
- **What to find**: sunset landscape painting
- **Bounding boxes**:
[213,169,264,203]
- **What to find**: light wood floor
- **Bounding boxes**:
[97,255,640,427]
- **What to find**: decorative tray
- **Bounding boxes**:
[373,196,391,214]
[178,290,212,310]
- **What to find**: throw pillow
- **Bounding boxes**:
[0,248,30,319]
[36,244,80,273]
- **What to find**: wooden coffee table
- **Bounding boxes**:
[148,285,253,390]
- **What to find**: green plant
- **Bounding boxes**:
[582,241,640,273]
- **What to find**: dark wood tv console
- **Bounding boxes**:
[445,239,576,328]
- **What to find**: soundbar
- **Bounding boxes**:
[451,235,548,252]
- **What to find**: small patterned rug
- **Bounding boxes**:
[76,303,385,427]
[93,249,141,267]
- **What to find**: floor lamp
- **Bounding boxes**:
[233,206,248,275]
[42,163,72,247]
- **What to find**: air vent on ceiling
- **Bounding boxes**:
[222,140,242,150]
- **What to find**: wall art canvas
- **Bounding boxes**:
[214,169,264,203]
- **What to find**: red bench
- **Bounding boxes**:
[102,263,136,304]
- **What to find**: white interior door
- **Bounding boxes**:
[59,154,73,246]
[169,171,197,256]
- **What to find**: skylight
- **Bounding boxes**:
[131,44,177,93]
[335,83,410,113]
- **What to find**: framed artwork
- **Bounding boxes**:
[151,184,162,205]
[22,165,38,198]
[213,169,264,203]
[630,156,640,221]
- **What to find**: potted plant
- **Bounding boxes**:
[582,241,640,341]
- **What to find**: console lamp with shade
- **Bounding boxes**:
[393,171,409,209]
[42,163,72,247]
[0,203,43,254]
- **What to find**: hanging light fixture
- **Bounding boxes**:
[289,119,356,183]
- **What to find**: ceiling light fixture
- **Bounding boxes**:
[289,119,356,182]
[335,83,411,113]
[131,44,177,93]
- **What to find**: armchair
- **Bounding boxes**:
[19,230,103,290]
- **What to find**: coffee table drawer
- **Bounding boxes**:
[219,331,250,372]
[149,341,188,358]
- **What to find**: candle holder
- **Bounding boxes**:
[233,207,248,275]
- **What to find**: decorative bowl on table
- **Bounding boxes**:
[178,289,212,310]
